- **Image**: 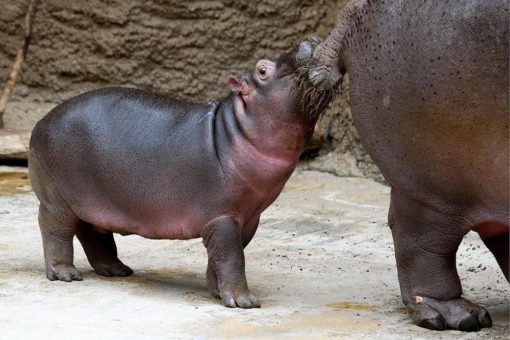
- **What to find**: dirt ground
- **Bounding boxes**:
[0,166,508,339]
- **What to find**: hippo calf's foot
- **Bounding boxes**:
[206,263,260,308]
[91,260,133,277]
[202,216,261,309]
[408,296,492,331]
[46,264,82,282]
[76,224,133,277]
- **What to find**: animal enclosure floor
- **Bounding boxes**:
[0,167,508,339]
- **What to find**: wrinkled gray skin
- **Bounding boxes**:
[28,39,333,309]
[309,0,509,332]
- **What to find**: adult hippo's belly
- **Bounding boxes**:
[345,0,509,332]
[349,46,508,228]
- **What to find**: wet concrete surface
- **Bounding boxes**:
[0,166,508,339]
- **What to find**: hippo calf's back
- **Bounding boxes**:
[29,87,225,239]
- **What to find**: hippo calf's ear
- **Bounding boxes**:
[228,75,242,92]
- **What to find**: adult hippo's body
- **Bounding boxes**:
[308,0,509,331]
[28,39,333,309]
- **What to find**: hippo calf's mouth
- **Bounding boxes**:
[227,74,251,113]
[289,38,339,121]
[232,92,246,116]
[294,64,336,121]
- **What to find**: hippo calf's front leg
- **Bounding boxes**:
[201,216,260,308]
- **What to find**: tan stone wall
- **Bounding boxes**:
[0,0,380,179]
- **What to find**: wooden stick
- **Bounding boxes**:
[0,0,40,128]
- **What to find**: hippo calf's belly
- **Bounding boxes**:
[78,201,205,239]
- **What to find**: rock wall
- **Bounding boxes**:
[0,0,380,179]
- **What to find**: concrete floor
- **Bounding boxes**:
[0,166,508,339]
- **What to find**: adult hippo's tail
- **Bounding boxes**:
[306,0,367,89]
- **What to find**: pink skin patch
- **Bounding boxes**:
[473,222,509,239]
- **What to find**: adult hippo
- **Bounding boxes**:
[28,38,334,309]
[308,0,508,331]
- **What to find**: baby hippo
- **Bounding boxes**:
[28,38,334,308]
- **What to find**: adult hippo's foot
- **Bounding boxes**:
[389,189,492,331]
[407,296,492,331]
[202,216,261,309]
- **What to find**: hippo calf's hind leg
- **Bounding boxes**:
[38,205,82,282]
[202,216,260,308]
[76,223,133,277]
[389,189,492,331]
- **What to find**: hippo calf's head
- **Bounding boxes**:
[228,38,336,126]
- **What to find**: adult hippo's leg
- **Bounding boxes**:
[389,189,492,331]
[481,232,509,281]
[202,215,260,308]
[75,223,133,277]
